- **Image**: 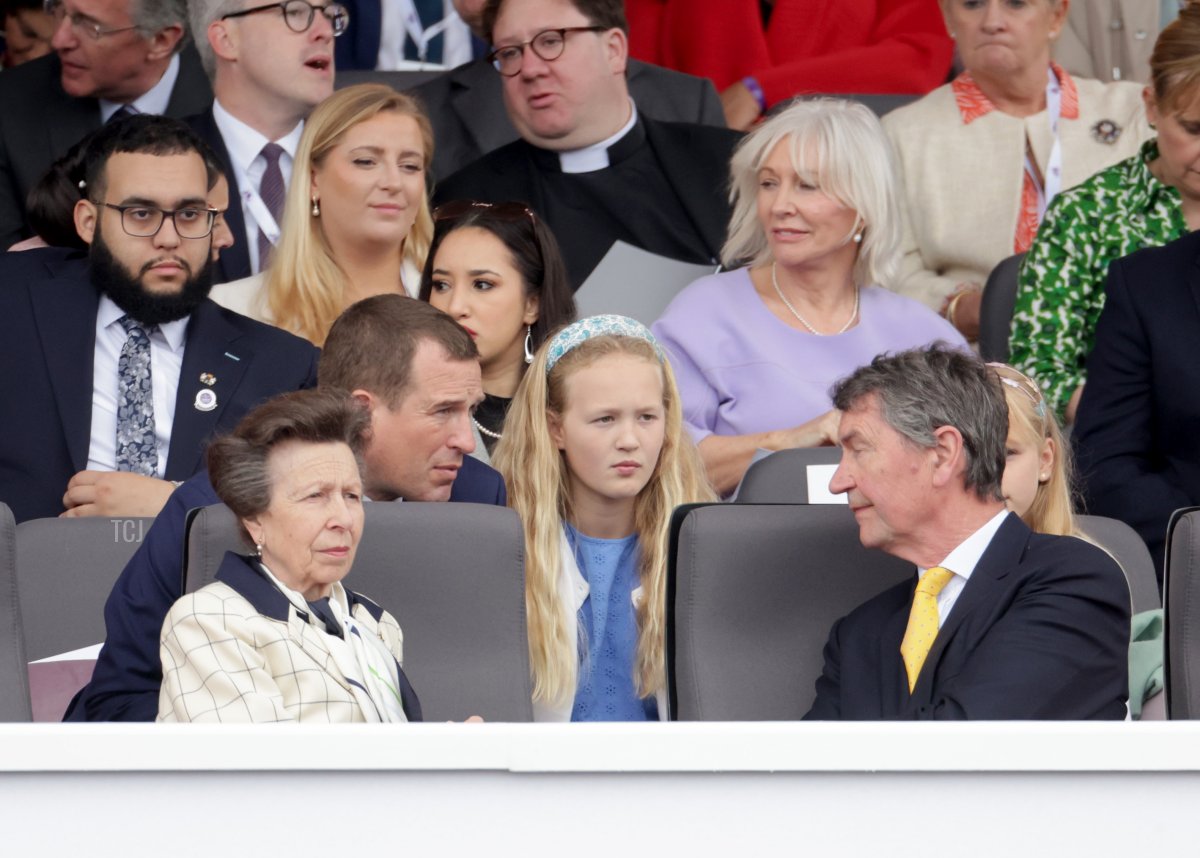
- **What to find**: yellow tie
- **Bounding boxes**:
[899,566,956,693]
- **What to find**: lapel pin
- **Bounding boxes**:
[199,372,216,386]
[194,389,218,412]
[1091,119,1122,144]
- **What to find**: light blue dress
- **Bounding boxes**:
[565,524,658,722]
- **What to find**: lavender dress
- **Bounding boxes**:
[652,268,967,442]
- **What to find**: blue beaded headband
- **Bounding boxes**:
[544,314,665,373]
[986,362,1046,419]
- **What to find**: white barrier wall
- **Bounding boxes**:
[2,722,1198,854]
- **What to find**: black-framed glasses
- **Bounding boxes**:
[95,202,217,239]
[220,0,349,37]
[486,26,606,76]
[433,199,536,225]
[44,0,141,40]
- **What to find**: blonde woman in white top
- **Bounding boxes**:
[210,84,433,345]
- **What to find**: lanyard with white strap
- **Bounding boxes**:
[242,186,281,248]
[1024,66,1064,221]
[398,0,461,63]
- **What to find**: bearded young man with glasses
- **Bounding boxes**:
[0,0,212,251]
[0,114,318,525]
[183,0,346,284]
[434,0,741,291]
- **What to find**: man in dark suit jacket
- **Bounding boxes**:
[409,51,724,180]
[0,0,212,249]
[337,0,489,72]
[0,116,318,525]
[433,0,739,289]
[805,345,1130,720]
[67,295,507,721]
[1074,232,1200,574]
[184,0,339,283]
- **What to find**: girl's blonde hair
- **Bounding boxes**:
[265,84,434,345]
[990,364,1078,537]
[493,332,714,707]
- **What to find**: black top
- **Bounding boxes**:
[435,116,741,290]
[475,393,511,456]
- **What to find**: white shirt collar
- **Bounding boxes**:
[99,54,181,123]
[212,98,305,173]
[557,100,638,174]
[97,293,190,352]
[920,509,1011,583]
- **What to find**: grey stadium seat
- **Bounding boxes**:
[668,503,913,720]
[185,501,533,721]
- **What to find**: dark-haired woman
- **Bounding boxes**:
[420,200,576,461]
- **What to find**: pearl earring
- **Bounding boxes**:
[254,541,264,558]
[853,231,864,244]
[311,197,320,217]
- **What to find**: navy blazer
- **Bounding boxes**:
[1073,231,1200,574]
[804,514,1130,720]
[0,47,213,250]
[0,248,319,523]
[335,0,489,71]
[410,57,727,183]
[66,457,505,721]
[186,107,252,285]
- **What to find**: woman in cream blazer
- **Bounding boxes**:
[882,0,1150,337]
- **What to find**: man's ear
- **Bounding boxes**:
[350,388,380,415]
[929,424,966,489]
[603,26,627,76]
[145,23,184,61]
[209,19,238,63]
[74,198,98,245]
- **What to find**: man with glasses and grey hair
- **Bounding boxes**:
[805,344,1130,720]
[0,0,212,250]
[434,0,740,290]
[184,0,347,283]
[0,114,317,525]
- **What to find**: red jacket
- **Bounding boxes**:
[626,0,953,104]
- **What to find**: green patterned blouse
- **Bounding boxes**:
[1010,140,1188,422]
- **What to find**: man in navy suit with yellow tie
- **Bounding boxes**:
[805,346,1130,720]
[0,114,318,524]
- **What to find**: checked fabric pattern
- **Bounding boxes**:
[116,315,157,476]
[158,581,406,723]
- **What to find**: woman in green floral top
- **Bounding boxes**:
[1010,7,1200,423]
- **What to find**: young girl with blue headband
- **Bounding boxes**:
[493,315,715,721]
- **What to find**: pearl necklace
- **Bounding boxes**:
[770,263,859,336]
[472,416,503,441]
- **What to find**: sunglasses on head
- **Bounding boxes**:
[433,200,537,225]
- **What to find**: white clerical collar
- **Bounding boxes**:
[97,294,190,352]
[212,98,304,174]
[919,508,1010,584]
[99,53,180,123]
[557,100,638,174]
